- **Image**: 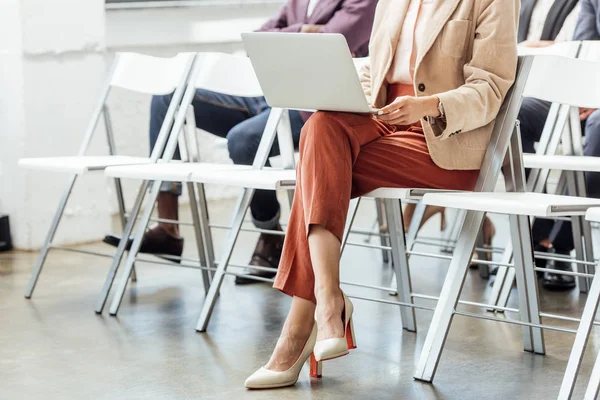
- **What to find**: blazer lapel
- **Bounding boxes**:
[415,0,461,67]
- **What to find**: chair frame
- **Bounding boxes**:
[414,54,600,396]
[22,53,196,305]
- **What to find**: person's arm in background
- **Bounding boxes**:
[256,4,305,32]
[317,0,378,55]
[573,0,600,40]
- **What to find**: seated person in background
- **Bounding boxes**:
[245,0,518,390]
[519,0,580,45]
[104,0,378,284]
[518,0,599,291]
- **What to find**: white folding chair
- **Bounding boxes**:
[412,55,600,393]
[561,207,600,399]
[491,40,600,309]
[19,52,196,302]
[99,53,295,317]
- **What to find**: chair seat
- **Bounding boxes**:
[586,207,600,222]
[189,167,296,190]
[105,162,238,181]
[523,154,600,172]
[364,188,458,200]
[105,162,297,190]
[423,192,600,217]
[18,156,152,174]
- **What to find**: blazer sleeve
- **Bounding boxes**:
[431,0,519,140]
[573,0,600,40]
[256,4,304,33]
[319,0,378,55]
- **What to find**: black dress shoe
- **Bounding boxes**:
[542,248,576,291]
[103,226,184,264]
[235,225,283,285]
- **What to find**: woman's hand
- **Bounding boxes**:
[580,107,597,121]
[376,96,440,126]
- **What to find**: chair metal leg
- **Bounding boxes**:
[108,182,160,316]
[510,214,545,354]
[488,243,513,312]
[558,259,600,399]
[95,181,148,314]
[414,210,484,382]
[385,198,416,332]
[375,199,390,264]
[498,268,517,309]
[584,360,600,400]
[196,188,255,332]
[105,106,138,284]
[187,182,210,294]
[388,201,427,296]
[566,171,589,293]
[196,183,215,282]
[341,199,361,254]
[25,174,78,299]
[114,177,137,283]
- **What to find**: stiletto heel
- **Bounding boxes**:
[245,325,319,389]
[346,317,357,350]
[314,292,355,361]
[309,354,323,378]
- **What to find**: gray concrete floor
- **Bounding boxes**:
[1,198,599,399]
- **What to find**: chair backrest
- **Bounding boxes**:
[474,56,533,192]
[110,52,196,95]
[193,52,263,97]
[523,55,600,108]
[579,40,600,62]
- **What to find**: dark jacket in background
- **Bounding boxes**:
[574,0,600,39]
[519,0,581,42]
[256,0,378,57]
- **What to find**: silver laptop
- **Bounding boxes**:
[242,32,377,114]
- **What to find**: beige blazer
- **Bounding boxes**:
[360,0,519,170]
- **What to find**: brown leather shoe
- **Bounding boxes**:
[103,226,184,264]
[235,224,284,285]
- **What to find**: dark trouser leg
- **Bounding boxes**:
[517,99,562,246]
[132,90,266,254]
[227,106,304,228]
[226,106,304,284]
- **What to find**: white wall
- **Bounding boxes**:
[0,1,282,250]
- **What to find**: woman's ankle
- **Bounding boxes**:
[314,284,342,301]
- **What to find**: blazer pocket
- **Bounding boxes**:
[440,20,471,58]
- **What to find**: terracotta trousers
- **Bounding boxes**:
[273,84,480,302]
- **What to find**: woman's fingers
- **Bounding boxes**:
[379,96,408,114]
[377,109,406,122]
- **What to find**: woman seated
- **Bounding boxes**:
[246,0,519,389]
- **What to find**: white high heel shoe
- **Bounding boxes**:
[313,292,357,362]
[245,325,322,389]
